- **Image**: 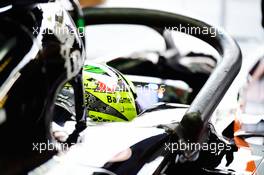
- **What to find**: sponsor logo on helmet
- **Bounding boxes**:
[107,95,133,104]
[85,80,131,93]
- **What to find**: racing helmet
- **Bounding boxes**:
[83,63,138,122]
[55,63,139,123]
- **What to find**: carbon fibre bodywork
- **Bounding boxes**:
[0,1,85,174]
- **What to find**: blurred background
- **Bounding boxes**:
[84,0,264,129]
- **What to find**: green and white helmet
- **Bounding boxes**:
[83,63,138,122]
[55,63,138,122]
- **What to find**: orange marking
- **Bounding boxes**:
[246,160,256,172]
[234,136,249,148]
